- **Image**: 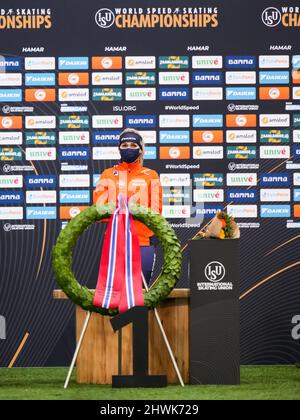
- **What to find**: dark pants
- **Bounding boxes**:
[141,245,156,286]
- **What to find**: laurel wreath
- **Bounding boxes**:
[52,204,182,316]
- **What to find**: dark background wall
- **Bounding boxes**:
[0,0,300,366]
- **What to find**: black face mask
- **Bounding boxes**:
[120,148,140,163]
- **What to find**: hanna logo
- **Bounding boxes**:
[205,261,226,282]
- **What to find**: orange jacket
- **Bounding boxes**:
[93,161,162,246]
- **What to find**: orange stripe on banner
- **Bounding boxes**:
[36,220,47,279]
[239,261,300,301]
[265,234,300,256]
[25,160,48,280]
[8,333,30,368]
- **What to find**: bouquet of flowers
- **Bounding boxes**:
[197,211,240,240]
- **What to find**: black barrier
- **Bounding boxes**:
[110,306,167,387]
[189,239,240,385]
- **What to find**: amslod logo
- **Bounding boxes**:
[205,261,226,282]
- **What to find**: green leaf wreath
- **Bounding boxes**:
[52,204,182,316]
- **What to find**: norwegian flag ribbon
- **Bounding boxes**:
[93,194,144,313]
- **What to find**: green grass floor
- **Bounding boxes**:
[0,366,299,400]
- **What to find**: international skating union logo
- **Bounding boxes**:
[3,223,12,232]
[262,7,282,27]
[2,105,11,114]
[95,8,115,28]
[3,164,11,173]
[205,261,226,283]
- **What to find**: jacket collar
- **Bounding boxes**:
[118,160,142,172]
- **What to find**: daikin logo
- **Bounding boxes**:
[261,205,291,218]
[193,114,223,128]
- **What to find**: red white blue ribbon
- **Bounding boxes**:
[93,194,144,313]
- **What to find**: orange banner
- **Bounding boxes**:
[92,56,122,70]
[60,206,88,220]
[294,205,300,218]
[159,146,190,159]
[292,70,300,84]
[25,89,56,102]
[259,87,290,100]
[58,73,89,86]
[193,130,223,143]
[0,116,22,129]
[226,114,257,127]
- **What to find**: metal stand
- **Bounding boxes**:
[64,311,91,389]
[64,276,185,388]
[141,273,185,387]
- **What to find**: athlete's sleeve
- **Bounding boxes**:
[93,170,109,205]
[150,171,162,215]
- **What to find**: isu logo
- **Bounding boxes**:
[205,261,226,282]
[95,8,115,28]
[262,7,282,27]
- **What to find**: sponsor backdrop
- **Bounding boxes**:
[0,0,300,367]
